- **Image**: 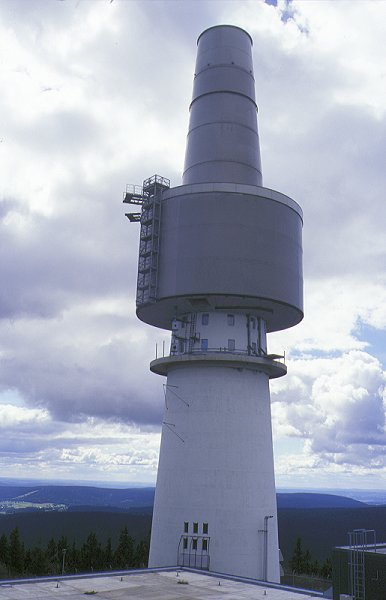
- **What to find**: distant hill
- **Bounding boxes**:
[277,493,365,509]
[0,485,368,513]
[0,486,155,512]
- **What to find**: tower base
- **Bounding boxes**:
[148,360,280,582]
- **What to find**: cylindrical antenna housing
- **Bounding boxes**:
[183,25,262,186]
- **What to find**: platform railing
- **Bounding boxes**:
[155,344,285,364]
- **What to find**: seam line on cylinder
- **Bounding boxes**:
[186,121,260,137]
[190,90,257,110]
[195,62,255,79]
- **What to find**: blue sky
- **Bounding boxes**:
[0,0,385,489]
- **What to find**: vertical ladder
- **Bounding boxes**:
[188,313,197,353]
[349,529,376,600]
[135,175,170,306]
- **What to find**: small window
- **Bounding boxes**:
[201,339,208,351]
[202,313,209,326]
[228,339,235,351]
[193,522,198,534]
[203,522,208,534]
[250,317,256,329]
[251,342,257,354]
[227,314,235,326]
[192,538,197,551]
[202,539,208,552]
[184,522,189,533]
[183,537,188,550]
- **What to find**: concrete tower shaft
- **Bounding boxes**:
[127,24,304,583]
[149,363,279,581]
[183,25,262,186]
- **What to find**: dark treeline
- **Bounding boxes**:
[0,526,149,578]
[288,537,332,579]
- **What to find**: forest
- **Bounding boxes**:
[0,526,149,578]
[0,524,333,586]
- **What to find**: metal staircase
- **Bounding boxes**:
[123,174,170,306]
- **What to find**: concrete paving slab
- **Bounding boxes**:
[0,570,322,600]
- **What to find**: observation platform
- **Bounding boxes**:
[150,350,287,379]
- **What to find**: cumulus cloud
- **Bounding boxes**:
[0,401,161,482]
[271,350,386,479]
[0,403,49,429]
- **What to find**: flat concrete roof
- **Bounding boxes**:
[0,569,325,599]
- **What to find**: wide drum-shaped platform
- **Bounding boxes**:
[137,182,303,332]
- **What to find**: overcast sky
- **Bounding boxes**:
[1,0,385,490]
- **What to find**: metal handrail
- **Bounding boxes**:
[124,184,143,197]
[155,344,286,363]
[186,347,284,362]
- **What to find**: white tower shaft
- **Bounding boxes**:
[150,366,278,580]
[149,313,281,581]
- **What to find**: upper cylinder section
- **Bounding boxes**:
[182,25,262,186]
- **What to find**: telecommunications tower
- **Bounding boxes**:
[124,25,303,582]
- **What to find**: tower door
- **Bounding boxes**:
[178,536,210,570]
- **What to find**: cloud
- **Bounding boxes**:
[0,403,49,430]
[272,350,386,475]
[0,398,161,482]
[0,297,169,425]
